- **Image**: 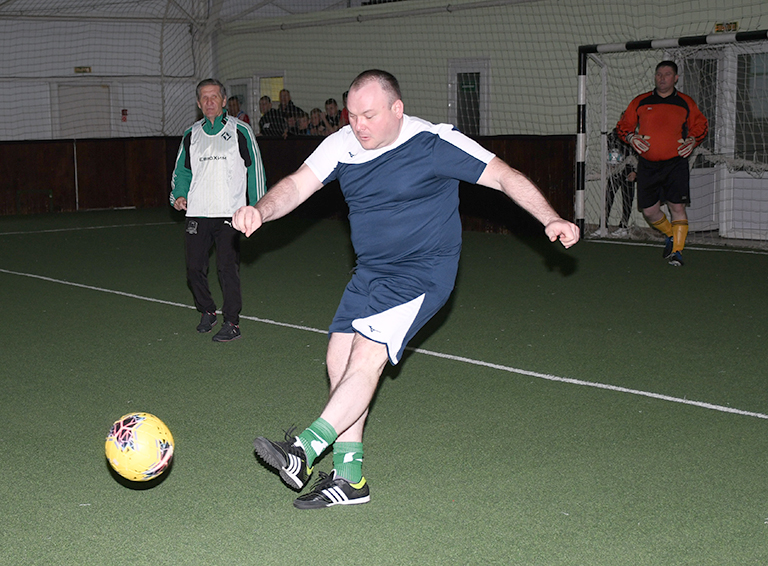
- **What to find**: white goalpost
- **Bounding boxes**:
[576,30,768,250]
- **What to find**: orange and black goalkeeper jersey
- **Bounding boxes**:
[617,89,708,162]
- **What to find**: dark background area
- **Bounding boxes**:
[0,135,574,235]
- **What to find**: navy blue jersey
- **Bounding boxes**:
[305,115,495,269]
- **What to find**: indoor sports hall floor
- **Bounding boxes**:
[2,207,767,565]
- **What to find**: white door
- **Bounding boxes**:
[57,84,111,139]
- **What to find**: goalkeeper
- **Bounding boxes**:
[617,60,708,266]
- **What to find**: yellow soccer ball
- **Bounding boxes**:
[105,412,174,482]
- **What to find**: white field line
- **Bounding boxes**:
[409,348,768,419]
[0,268,327,335]
[587,238,768,256]
[2,266,767,421]
[0,222,175,236]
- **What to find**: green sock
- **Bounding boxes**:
[333,442,364,483]
[297,418,337,468]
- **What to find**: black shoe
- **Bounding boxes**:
[667,251,684,267]
[212,321,241,342]
[253,428,313,490]
[196,311,217,333]
[294,470,370,510]
[662,236,674,259]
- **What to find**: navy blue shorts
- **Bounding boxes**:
[637,156,690,209]
[329,256,458,365]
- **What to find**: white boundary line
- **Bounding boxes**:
[0,221,175,237]
[410,348,768,419]
[586,238,768,256]
[2,266,767,421]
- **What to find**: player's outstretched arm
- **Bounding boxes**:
[232,164,323,237]
[477,157,580,248]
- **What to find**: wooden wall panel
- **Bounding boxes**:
[125,138,172,209]
[76,139,128,210]
[0,140,75,214]
[257,137,320,187]
[462,135,575,234]
[0,135,575,236]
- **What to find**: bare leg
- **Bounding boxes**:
[642,201,664,224]
[323,332,388,442]
[667,201,687,222]
[643,201,687,224]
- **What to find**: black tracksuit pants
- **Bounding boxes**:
[185,217,241,325]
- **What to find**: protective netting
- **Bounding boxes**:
[2,0,766,142]
[2,0,768,242]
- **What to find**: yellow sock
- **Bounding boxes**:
[650,215,673,237]
[672,220,688,252]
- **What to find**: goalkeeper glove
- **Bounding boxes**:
[677,137,696,158]
[626,133,650,154]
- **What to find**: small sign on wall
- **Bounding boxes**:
[714,22,738,33]
[74,66,92,73]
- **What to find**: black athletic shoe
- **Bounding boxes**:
[253,428,313,490]
[667,251,684,267]
[212,321,241,342]
[294,470,370,510]
[663,236,674,259]
[196,311,217,333]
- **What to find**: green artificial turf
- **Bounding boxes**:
[1,208,768,565]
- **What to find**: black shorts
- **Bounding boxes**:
[636,156,690,209]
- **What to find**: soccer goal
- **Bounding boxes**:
[576,30,768,249]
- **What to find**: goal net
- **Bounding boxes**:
[580,33,768,249]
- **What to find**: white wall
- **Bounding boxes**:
[0,19,196,139]
[1,0,766,139]
[216,0,768,135]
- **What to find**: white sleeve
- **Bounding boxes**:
[304,129,348,183]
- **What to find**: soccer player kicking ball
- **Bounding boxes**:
[617,61,708,267]
[232,69,580,509]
